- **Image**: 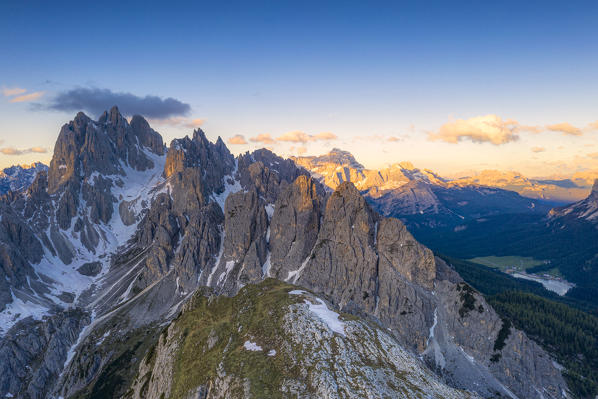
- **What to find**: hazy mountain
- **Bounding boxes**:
[453,170,591,203]
[0,162,48,194]
[0,111,567,399]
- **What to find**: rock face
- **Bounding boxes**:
[0,310,90,399]
[0,111,569,399]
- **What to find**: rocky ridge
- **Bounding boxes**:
[0,111,568,398]
[128,280,478,399]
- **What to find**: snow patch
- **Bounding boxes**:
[0,290,49,334]
[262,251,272,278]
[285,256,310,284]
[212,161,242,211]
[243,340,262,351]
[206,228,225,286]
[267,349,276,356]
[217,261,235,286]
[264,203,275,219]
[290,291,346,336]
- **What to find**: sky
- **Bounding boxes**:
[1,0,597,177]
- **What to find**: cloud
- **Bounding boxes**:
[43,87,191,118]
[10,91,45,103]
[587,121,598,130]
[249,133,276,144]
[429,115,519,145]
[387,136,403,142]
[588,152,598,159]
[531,146,546,153]
[277,131,312,143]
[312,132,338,140]
[227,135,248,145]
[515,125,543,133]
[148,116,203,129]
[0,146,47,155]
[185,118,204,128]
[546,122,582,136]
[2,87,27,97]
[277,130,338,143]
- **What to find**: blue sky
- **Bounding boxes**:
[1,0,597,176]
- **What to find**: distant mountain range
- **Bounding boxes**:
[0,162,48,195]
[293,148,594,205]
[452,170,595,203]
[291,149,559,230]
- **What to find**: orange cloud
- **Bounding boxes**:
[546,122,582,136]
[516,125,543,133]
[588,152,598,159]
[148,116,204,128]
[0,146,47,155]
[185,118,204,128]
[278,131,312,143]
[2,87,26,97]
[277,130,338,143]
[227,135,248,145]
[312,132,337,140]
[9,91,45,103]
[249,133,276,144]
[587,121,598,130]
[429,115,519,145]
[387,136,403,142]
[531,146,545,153]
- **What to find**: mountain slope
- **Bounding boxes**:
[0,111,569,399]
[126,280,477,399]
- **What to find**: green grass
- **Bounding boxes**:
[169,279,307,399]
[468,255,545,272]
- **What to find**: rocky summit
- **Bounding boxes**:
[0,109,568,399]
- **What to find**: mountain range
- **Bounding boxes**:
[0,109,572,398]
[291,149,562,231]
[0,163,48,195]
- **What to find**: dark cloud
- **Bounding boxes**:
[41,87,191,119]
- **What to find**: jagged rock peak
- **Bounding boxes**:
[591,178,598,195]
[98,105,126,126]
[47,107,164,193]
[165,129,234,177]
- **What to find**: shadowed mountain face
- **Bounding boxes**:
[0,111,567,399]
